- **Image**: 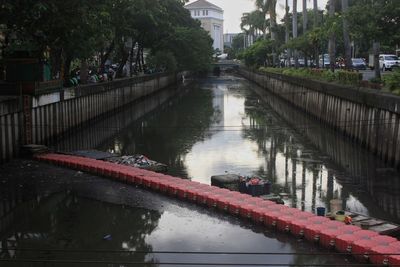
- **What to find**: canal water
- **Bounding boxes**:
[92,74,400,223]
[1,73,400,266]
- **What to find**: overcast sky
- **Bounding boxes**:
[187,0,329,33]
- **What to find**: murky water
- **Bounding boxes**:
[96,74,400,223]
[2,73,400,266]
[0,163,355,266]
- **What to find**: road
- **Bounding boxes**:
[360,69,391,81]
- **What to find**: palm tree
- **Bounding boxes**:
[293,0,299,67]
[285,0,290,66]
[255,0,278,66]
[302,0,308,34]
[328,0,336,72]
[241,13,255,47]
[303,0,308,67]
[255,0,277,41]
[313,0,318,26]
[313,0,319,67]
[342,0,352,70]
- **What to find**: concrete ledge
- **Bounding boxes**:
[245,68,400,115]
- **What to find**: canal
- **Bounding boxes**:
[1,73,400,266]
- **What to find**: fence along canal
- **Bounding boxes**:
[240,68,400,168]
[0,73,182,163]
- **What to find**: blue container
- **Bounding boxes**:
[264,181,271,195]
[316,207,326,216]
[239,181,247,193]
[248,184,264,196]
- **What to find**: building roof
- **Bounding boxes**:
[185,0,223,12]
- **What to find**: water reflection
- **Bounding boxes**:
[0,193,160,266]
[0,190,355,267]
[95,75,400,224]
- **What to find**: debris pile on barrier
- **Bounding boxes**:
[34,153,400,266]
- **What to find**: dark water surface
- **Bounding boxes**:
[96,74,400,223]
[1,74,400,266]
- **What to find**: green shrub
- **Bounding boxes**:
[383,69,400,92]
[336,70,362,86]
[321,70,337,82]
[258,67,285,74]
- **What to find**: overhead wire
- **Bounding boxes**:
[2,247,400,256]
[0,258,381,266]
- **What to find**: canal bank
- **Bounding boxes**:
[239,67,400,169]
[0,72,186,163]
[2,73,400,265]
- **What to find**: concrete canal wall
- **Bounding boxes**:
[0,72,183,163]
[240,68,400,168]
[250,83,400,220]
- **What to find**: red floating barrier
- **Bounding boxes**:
[216,196,231,211]
[351,239,381,261]
[134,175,144,185]
[239,204,256,219]
[186,187,200,202]
[290,218,312,237]
[319,228,347,248]
[276,214,299,232]
[258,200,276,208]
[228,200,242,215]
[353,230,379,239]
[335,234,364,253]
[176,185,188,199]
[245,197,264,205]
[369,245,399,266]
[206,193,219,208]
[36,153,400,267]
[307,216,330,224]
[197,191,212,205]
[304,223,326,242]
[371,235,398,246]
[264,210,281,227]
[251,207,268,224]
[388,254,400,266]
[167,183,179,197]
[150,179,161,191]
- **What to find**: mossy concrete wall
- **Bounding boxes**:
[240,67,400,168]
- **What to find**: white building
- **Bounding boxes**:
[185,0,224,53]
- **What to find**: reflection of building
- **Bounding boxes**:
[212,85,225,127]
[223,33,239,48]
[185,0,224,53]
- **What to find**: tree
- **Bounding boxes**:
[241,39,275,67]
[313,0,319,27]
[328,0,336,72]
[347,0,400,79]
[302,0,308,34]
[1,0,214,81]
[302,0,308,67]
[341,0,352,70]
[255,0,278,65]
[284,0,291,66]
[313,0,320,67]
[293,0,299,67]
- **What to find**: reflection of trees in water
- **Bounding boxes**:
[242,80,400,222]
[99,85,218,179]
[1,194,161,266]
[53,84,184,153]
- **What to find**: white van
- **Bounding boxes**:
[379,54,400,71]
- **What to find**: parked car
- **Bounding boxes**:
[351,58,367,70]
[379,54,400,71]
[319,54,331,69]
